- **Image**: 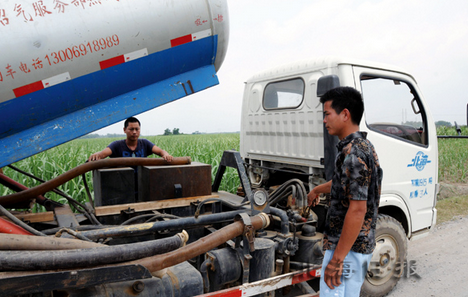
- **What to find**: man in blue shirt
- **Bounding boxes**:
[89,117,173,162]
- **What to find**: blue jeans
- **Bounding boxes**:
[319,250,372,297]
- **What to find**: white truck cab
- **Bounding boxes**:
[240,56,438,296]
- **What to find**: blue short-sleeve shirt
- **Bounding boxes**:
[108,139,155,158]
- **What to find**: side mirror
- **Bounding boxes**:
[317,75,340,97]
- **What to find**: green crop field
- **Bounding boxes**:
[0,133,240,212]
[437,126,468,183]
[1,128,467,214]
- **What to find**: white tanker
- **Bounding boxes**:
[0,0,228,168]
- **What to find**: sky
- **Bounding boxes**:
[96,0,468,136]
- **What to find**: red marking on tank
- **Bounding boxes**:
[13,80,44,97]
[171,30,212,47]
[171,34,192,47]
[13,72,70,98]
[99,49,148,70]
[100,55,125,70]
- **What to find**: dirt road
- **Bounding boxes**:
[387,215,468,297]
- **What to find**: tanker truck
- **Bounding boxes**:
[0,1,438,297]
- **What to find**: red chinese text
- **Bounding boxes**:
[19,62,31,74]
[14,4,33,22]
[32,58,43,70]
[213,14,223,22]
[6,64,16,79]
[53,0,69,13]
[195,18,208,26]
[0,9,9,26]
[33,1,52,17]
[71,0,103,9]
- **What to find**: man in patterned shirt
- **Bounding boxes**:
[308,87,382,296]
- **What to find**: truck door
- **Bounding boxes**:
[352,66,437,233]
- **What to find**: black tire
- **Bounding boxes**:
[360,214,407,297]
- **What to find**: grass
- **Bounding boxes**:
[436,195,468,224]
[436,125,468,136]
[436,125,468,223]
[438,138,468,183]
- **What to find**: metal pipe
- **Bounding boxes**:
[69,210,247,241]
[270,207,290,234]
[282,256,292,295]
[0,232,188,271]
[54,228,93,242]
[0,233,104,250]
[0,157,191,207]
[130,213,270,273]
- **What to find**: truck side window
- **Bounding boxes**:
[263,78,304,109]
[360,76,428,146]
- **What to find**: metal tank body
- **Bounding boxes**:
[0,0,229,167]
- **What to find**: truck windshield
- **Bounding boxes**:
[361,76,428,146]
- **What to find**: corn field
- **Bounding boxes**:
[1,127,467,212]
[437,125,468,183]
[0,133,240,212]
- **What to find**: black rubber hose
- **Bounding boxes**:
[194,198,249,218]
[67,210,247,241]
[0,232,187,271]
[144,214,180,223]
[270,207,290,235]
[269,179,308,207]
[268,182,290,202]
[130,214,270,273]
[269,186,294,205]
[118,213,180,225]
[81,171,94,207]
[0,233,104,250]
[41,224,112,235]
[120,213,180,225]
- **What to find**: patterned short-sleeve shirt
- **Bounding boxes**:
[323,131,383,254]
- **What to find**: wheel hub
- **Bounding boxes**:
[367,234,399,285]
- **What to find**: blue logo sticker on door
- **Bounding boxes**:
[407,151,431,171]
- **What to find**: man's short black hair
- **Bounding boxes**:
[124,117,141,129]
[320,87,364,125]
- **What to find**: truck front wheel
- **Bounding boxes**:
[360,214,407,297]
